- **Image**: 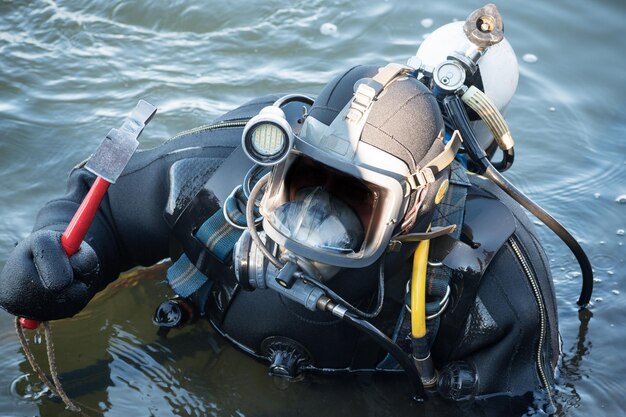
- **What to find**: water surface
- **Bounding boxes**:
[0,1,625,416]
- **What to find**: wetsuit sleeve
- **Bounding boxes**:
[32,95,279,288]
[31,138,228,287]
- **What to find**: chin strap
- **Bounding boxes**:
[407,130,463,190]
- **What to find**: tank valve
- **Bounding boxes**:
[448,4,505,75]
[463,3,504,48]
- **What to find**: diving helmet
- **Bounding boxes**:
[240,63,459,274]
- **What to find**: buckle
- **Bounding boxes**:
[409,167,436,189]
[346,81,381,123]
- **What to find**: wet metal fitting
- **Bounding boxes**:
[432,60,466,97]
[413,353,438,388]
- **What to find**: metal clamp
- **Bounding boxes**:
[426,285,451,320]
[404,281,451,321]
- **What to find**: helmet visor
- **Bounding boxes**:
[262,155,388,265]
[271,186,365,254]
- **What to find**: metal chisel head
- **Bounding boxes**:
[85,99,157,183]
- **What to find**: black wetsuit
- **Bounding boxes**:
[22,95,558,400]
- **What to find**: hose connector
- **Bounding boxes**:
[413,353,438,388]
[462,85,514,151]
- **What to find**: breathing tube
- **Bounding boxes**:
[411,239,429,339]
[443,94,593,306]
[410,239,437,387]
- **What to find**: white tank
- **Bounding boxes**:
[416,21,519,149]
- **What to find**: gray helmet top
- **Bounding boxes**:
[307,64,449,227]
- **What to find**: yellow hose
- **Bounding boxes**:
[411,239,430,338]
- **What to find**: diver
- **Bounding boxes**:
[0,4,592,408]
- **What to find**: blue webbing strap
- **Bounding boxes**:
[166,254,208,298]
[166,196,245,298]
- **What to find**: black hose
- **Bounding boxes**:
[443,95,593,306]
[304,254,385,319]
[491,147,515,172]
[483,166,593,305]
[339,311,425,400]
[443,95,490,170]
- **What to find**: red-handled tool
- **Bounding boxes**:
[60,176,111,256]
[19,100,157,330]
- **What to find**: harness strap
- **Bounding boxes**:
[166,195,246,298]
[166,146,255,298]
[407,130,463,189]
[346,63,412,124]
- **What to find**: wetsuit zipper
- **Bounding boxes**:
[509,236,554,408]
[170,118,250,141]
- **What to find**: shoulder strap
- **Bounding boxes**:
[166,147,254,298]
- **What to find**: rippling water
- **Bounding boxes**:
[0,1,624,416]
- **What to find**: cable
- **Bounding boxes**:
[243,164,263,198]
[301,254,386,319]
[15,319,86,414]
[272,94,315,108]
[483,165,593,305]
[246,173,284,269]
[338,311,424,400]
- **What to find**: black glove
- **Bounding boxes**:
[0,230,100,321]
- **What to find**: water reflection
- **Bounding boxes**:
[4,265,600,416]
[555,308,593,415]
[1,0,625,415]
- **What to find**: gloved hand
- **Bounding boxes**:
[0,230,100,321]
